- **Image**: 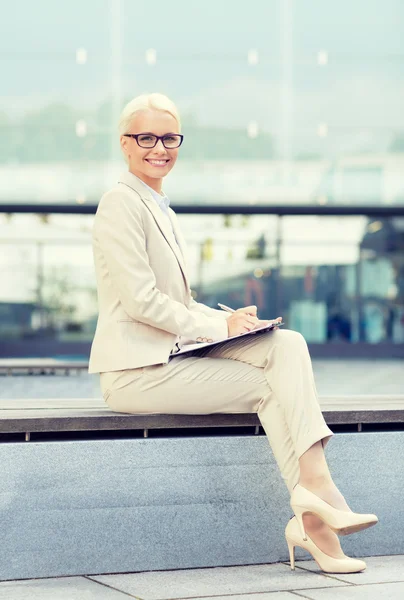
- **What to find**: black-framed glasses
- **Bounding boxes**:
[123,133,184,149]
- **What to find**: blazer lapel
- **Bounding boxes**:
[118,172,190,289]
[167,209,187,261]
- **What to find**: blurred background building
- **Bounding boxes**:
[1,0,404,358]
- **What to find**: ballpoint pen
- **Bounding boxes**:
[217,303,235,313]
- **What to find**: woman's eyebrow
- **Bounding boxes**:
[139,131,178,135]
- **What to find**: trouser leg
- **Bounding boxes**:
[198,328,333,492]
[100,354,268,415]
[100,329,333,493]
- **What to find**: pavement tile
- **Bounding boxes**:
[190,595,298,600]
[294,554,404,585]
[295,581,404,600]
[0,576,131,600]
[89,563,347,600]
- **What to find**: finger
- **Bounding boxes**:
[245,319,259,328]
[254,319,269,327]
[239,313,258,322]
[242,319,257,329]
[237,305,257,316]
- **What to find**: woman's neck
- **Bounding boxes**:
[130,169,163,195]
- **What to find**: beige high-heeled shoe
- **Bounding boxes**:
[290,483,378,540]
[285,517,367,574]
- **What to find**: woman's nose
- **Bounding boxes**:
[154,139,167,152]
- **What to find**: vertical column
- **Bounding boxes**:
[275,214,283,320]
[110,0,123,162]
[279,0,294,188]
[278,1,293,321]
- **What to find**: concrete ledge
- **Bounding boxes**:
[0,431,402,581]
[1,395,404,435]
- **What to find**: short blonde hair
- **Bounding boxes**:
[118,93,181,164]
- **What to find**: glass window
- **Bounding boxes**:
[1,0,403,205]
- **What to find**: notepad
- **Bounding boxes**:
[170,321,284,358]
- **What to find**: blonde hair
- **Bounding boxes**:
[118,93,181,164]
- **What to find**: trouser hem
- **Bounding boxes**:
[295,425,334,461]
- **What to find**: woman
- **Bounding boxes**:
[88,92,378,574]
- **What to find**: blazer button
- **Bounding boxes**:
[196,337,202,342]
[207,338,213,342]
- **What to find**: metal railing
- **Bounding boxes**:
[1,203,404,216]
[1,202,403,359]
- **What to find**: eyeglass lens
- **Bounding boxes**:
[137,135,181,148]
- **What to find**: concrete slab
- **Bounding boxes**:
[0,576,131,600]
[312,360,404,395]
[89,563,347,600]
[1,432,403,581]
[0,374,100,400]
[295,554,404,585]
[1,360,403,399]
[298,581,404,600]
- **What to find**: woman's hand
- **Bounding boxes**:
[226,305,259,337]
[254,317,283,331]
[226,305,283,337]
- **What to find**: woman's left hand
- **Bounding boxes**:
[254,316,283,330]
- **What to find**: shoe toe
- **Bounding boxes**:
[363,513,378,522]
[353,558,367,572]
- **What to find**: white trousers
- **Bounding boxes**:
[100,328,333,493]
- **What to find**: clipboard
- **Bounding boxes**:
[170,321,285,358]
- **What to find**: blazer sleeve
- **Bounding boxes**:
[94,190,228,341]
[188,294,230,321]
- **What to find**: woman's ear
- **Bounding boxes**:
[120,136,130,160]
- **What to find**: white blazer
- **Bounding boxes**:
[88,171,229,373]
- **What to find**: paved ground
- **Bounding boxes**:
[0,555,402,599]
[0,360,403,399]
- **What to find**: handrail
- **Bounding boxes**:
[1,203,404,216]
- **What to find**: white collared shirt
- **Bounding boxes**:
[130,174,180,245]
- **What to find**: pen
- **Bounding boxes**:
[218,303,256,317]
[217,303,235,313]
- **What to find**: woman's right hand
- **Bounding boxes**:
[226,310,259,337]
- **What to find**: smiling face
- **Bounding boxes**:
[120,109,180,194]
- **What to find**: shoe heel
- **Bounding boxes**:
[286,538,295,570]
[292,507,307,541]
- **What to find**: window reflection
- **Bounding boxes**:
[0,213,403,348]
[1,1,403,205]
